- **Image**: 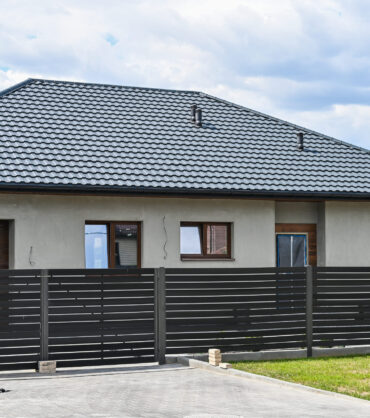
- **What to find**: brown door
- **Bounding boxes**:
[0,221,9,269]
[275,223,317,267]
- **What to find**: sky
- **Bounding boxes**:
[1,0,370,149]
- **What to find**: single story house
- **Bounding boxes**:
[0,78,369,270]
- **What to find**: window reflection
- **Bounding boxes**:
[180,226,202,254]
[85,224,108,268]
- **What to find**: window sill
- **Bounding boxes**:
[180,257,235,262]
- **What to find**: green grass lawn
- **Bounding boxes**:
[232,355,370,401]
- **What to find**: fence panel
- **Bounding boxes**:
[0,270,41,370]
[313,267,370,347]
[165,267,307,354]
[48,269,156,367]
[1,266,370,370]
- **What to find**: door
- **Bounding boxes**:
[0,221,9,269]
[275,223,317,266]
[277,234,307,267]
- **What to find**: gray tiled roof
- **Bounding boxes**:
[0,78,369,197]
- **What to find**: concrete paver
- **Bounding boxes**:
[0,363,369,417]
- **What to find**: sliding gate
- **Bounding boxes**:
[0,269,156,370]
[47,269,156,368]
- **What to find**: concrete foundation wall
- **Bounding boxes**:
[325,201,370,266]
[0,194,276,269]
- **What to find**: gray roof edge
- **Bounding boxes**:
[17,77,202,95]
[0,78,35,97]
[200,91,370,155]
[0,182,369,200]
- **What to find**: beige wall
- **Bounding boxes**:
[275,202,318,224]
[0,194,275,269]
[1,194,369,268]
[317,202,326,267]
[325,201,370,266]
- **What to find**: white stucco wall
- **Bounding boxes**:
[0,193,275,269]
[324,201,370,266]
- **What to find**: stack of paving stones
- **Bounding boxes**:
[208,349,222,366]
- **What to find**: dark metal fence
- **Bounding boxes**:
[0,270,41,371]
[313,267,370,348]
[0,266,369,371]
[166,267,308,354]
[0,268,157,370]
[47,269,156,368]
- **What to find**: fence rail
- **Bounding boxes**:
[0,266,369,371]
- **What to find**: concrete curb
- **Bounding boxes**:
[176,356,370,406]
[0,363,187,381]
[167,346,370,363]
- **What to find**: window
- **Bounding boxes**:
[275,223,317,267]
[180,222,231,259]
[85,222,141,268]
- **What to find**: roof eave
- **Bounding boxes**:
[0,183,369,201]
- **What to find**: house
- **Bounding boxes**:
[0,78,369,270]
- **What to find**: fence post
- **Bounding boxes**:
[154,267,166,365]
[40,269,49,362]
[306,265,313,358]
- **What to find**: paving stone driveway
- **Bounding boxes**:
[0,363,369,417]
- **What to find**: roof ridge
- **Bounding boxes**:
[0,78,35,97]
[1,77,369,155]
[199,91,370,155]
[24,77,202,95]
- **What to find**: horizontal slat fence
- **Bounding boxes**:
[0,270,41,370]
[0,266,370,371]
[166,267,307,354]
[48,269,156,368]
[313,267,370,348]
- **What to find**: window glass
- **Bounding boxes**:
[0,221,9,269]
[114,224,138,267]
[292,235,306,267]
[277,235,291,267]
[206,225,228,255]
[85,224,108,268]
[180,226,202,254]
[277,234,306,267]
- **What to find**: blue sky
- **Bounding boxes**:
[1,0,370,149]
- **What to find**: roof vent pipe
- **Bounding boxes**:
[195,108,202,127]
[297,132,304,150]
[190,105,197,122]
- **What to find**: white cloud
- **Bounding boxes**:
[0,69,42,90]
[0,0,369,149]
[282,104,370,150]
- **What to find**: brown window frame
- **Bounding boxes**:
[180,222,232,260]
[85,221,142,268]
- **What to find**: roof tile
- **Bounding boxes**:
[0,78,369,196]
